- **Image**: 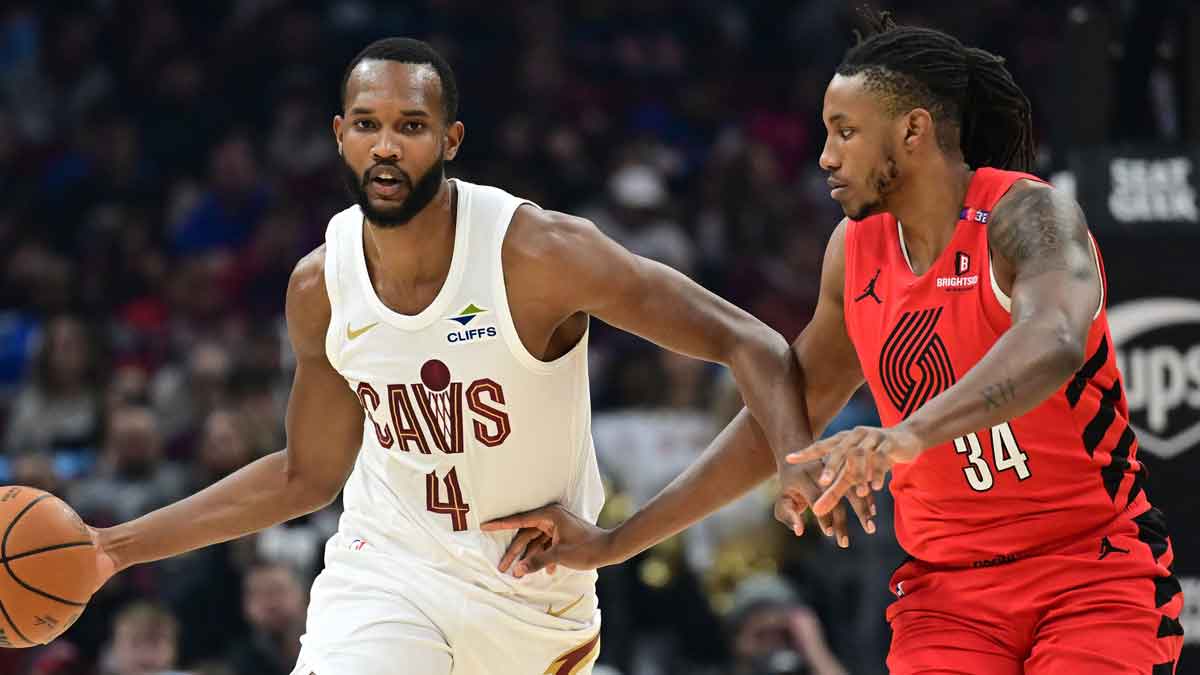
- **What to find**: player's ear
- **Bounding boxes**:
[902,108,934,151]
[443,120,465,161]
[333,115,345,156]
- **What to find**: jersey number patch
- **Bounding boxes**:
[952,422,1031,491]
[426,467,471,531]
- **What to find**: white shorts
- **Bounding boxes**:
[290,533,602,675]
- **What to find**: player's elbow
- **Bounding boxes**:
[730,322,791,369]
[1041,322,1087,379]
[282,451,344,514]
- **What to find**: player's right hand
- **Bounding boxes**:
[482,505,618,578]
[775,460,875,548]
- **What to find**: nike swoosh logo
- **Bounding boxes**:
[546,594,585,618]
[347,322,379,340]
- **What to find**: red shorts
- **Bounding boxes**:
[886,507,1184,674]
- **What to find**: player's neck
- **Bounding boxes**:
[891,160,972,272]
[362,180,456,289]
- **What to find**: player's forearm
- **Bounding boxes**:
[728,327,816,464]
[607,408,775,563]
[97,450,332,571]
[900,317,1084,451]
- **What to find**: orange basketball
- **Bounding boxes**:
[0,486,98,648]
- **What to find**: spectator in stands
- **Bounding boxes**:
[69,404,186,524]
[225,561,309,675]
[725,575,847,675]
[99,602,180,675]
[4,315,102,454]
[151,340,233,448]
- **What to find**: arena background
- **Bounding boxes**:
[0,1,1197,674]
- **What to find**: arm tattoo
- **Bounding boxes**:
[988,185,1094,282]
[981,378,1017,410]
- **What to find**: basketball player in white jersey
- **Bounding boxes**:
[82,38,869,675]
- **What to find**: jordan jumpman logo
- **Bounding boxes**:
[855,268,883,304]
[1098,536,1130,560]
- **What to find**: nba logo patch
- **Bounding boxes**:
[955,251,971,276]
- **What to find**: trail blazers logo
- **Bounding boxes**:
[880,307,957,418]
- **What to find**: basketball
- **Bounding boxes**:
[0,486,98,648]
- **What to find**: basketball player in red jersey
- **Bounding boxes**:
[485,11,1183,673]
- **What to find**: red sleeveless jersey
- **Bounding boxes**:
[843,167,1150,566]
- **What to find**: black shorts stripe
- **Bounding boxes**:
[1134,508,1171,561]
[1067,336,1109,408]
[1101,426,1136,501]
[1155,574,1183,608]
[1128,464,1146,506]
[1152,662,1176,675]
[1157,615,1184,638]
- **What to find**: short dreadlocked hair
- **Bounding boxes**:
[341,37,459,123]
[837,9,1035,171]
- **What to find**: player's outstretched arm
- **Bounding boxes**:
[484,221,872,575]
[791,181,1102,515]
[90,246,365,587]
[504,207,812,465]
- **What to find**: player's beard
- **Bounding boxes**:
[846,152,900,221]
[341,153,445,227]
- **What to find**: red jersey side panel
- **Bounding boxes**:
[842,167,1149,566]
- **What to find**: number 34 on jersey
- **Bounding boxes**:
[952,422,1031,491]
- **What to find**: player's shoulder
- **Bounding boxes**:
[990,178,1085,233]
[504,205,600,266]
[288,243,329,302]
[988,176,1090,267]
[286,243,332,358]
[829,217,851,247]
[987,164,1080,220]
[820,218,851,296]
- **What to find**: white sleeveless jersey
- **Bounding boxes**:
[320,179,604,596]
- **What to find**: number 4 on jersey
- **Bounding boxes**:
[426,467,470,531]
[952,421,1031,492]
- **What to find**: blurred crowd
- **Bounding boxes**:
[0,1,1192,674]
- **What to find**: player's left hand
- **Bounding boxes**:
[482,504,619,578]
[785,424,924,517]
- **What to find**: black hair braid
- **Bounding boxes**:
[839,9,1036,171]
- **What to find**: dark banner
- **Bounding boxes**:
[1067,146,1200,234]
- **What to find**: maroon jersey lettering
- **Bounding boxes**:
[356,382,394,448]
[387,384,431,454]
[413,382,465,454]
[466,378,511,447]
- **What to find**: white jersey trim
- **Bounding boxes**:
[491,203,590,374]
[896,220,915,273]
[323,227,345,372]
[988,232,1105,320]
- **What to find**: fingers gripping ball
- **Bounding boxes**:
[0,486,98,647]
